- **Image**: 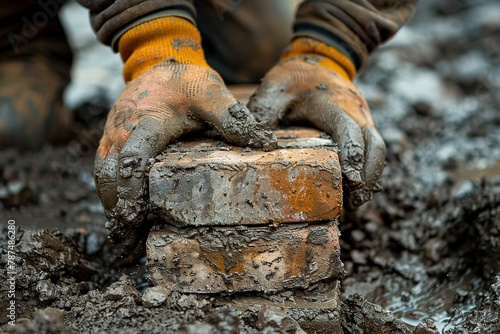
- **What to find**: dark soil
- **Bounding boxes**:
[1,0,499,333]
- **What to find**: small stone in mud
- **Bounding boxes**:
[258,306,306,334]
[176,294,210,310]
[414,318,440,334]
[142,286,170,307]
[103,275,141,301]
[36,280,59,301]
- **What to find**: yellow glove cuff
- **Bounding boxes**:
[281,37,356,81]
[118,16,208,82]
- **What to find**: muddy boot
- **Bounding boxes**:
[0,3,73,150]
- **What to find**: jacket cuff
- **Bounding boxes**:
[110,9,196,51]
[82,0,196,49]
[293,24,361,71]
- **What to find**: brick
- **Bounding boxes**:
[147,222,343,293]
[149,128,342,227]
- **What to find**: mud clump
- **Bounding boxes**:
[0,228,95,323]
[342,294,414,334]
[16,229,82,275]
[445,182,500,278]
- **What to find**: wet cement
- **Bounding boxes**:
[1,0,500,332]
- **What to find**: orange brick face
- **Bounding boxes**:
[147,222,343,293]
[149,128,342,227]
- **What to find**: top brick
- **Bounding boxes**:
[149,128,342,227]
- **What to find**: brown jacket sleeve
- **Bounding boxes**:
[76,0,196,48]
[293,0,419,71]
[76,0,418,69]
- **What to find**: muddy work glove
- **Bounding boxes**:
[249,38,386,211]
[95,17,277,248]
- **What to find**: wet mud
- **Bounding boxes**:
[1,0,500,333]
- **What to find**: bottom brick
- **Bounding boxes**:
[147,222,343,293]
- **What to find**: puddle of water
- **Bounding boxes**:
[381,271,481,332]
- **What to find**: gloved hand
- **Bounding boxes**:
[95,17,277,248]
[249,38,386,211]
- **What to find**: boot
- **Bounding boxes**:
[0,2,73,149]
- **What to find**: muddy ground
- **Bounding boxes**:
[1,0,500,333]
